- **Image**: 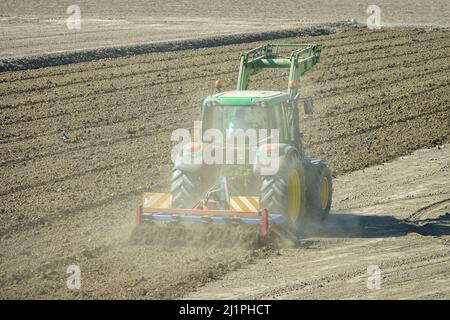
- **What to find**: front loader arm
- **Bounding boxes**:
[236,43,321,99]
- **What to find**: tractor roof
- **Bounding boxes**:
[208,90,289,106]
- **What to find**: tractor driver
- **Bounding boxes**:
[228,108,249,132]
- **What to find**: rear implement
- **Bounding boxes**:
[135,193,284,239]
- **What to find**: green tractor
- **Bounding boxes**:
[168,43,333,235]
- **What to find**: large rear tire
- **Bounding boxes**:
[260,155,307,235]
[170,169,203,209]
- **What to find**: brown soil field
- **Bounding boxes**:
[0,26,449,299]
[188,144,450,299]
[1,0,449,59]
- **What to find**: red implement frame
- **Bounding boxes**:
[134,205,271,239]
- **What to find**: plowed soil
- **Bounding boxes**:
[0,26,449,299]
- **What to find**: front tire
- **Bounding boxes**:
[306,165,332,220]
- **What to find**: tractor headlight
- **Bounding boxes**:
[259,144,279,156]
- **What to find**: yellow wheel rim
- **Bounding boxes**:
[321,176,330,210]
[288,169,301,221]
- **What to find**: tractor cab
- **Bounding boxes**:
[201,90,292,144]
